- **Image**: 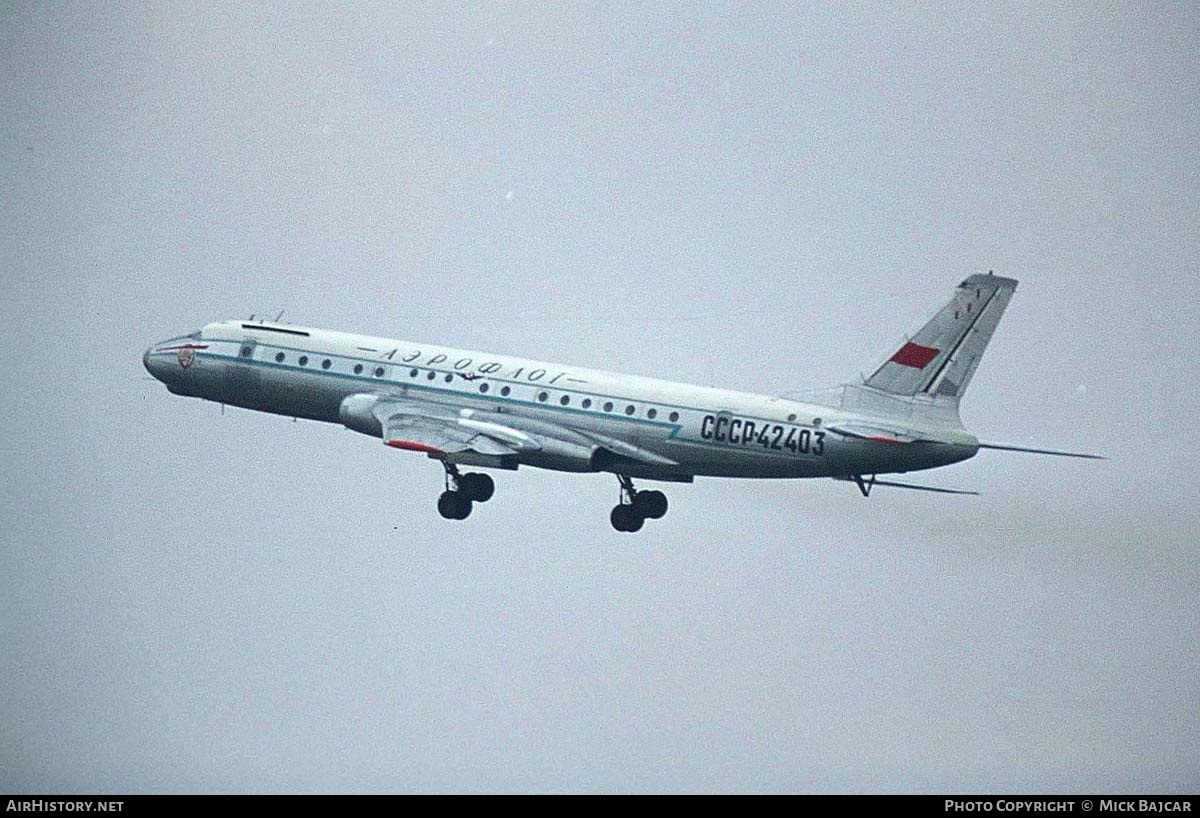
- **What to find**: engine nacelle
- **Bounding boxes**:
[339,398,604,473]
[339,393,383,438]
[518,437,599,473]
[461,409,600,472]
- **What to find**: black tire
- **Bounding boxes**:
[453,493,473,519]
[610,504,643,532]
[624,509,644,532]
[438,490,472,520]
[461,472,495,503]
[633,490,668,520]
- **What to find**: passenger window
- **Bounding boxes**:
[603,402,613,412]
[560,395,570,406]
[668,411,679,422]
[500,386,511,396]
[275,352,285,363]
[582,398,592,409]
[353,364,363,374]
[374,367,384,377]
[321,359,331,369]
[625,405,635,415]
[537,392,548,402]
[298,355,308,366]
[647,408,657,419]
[479,383,489,393]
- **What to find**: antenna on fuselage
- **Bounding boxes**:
[275,309,285,322]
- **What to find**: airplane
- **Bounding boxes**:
[143,273,1102,532]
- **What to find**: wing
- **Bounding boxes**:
[381,411,519,456]
[363,398,526,458]
[340,393,683,475]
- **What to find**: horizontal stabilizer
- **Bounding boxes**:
[868,479,979,495]
[835,476,978,496]
[978,442,1106,460]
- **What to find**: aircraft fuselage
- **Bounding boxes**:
[144,320,978,482]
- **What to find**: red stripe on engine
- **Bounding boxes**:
[386,440,443,454]
[889,342,939,369]
[868,435,904,444]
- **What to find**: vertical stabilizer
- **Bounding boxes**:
[862,273,1018,403]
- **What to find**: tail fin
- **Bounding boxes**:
[862,273,1018,403]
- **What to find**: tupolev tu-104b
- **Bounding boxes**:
[144,273,1102,532]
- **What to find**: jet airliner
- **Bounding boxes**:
[144,273,1101,531]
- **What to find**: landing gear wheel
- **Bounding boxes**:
[610,504,643,533]
[460,472,495,502]
[611,474,667,531]
[437,490,472,520]
[632,490,668,520]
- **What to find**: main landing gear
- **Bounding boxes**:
[610,474,669,533]
[436,463,495,520]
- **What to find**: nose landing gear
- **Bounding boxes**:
[610,474,669,533]
[436,463,495,520]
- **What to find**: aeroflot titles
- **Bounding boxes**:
[378,348,577,385]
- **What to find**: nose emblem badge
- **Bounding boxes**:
[178,347,195,369]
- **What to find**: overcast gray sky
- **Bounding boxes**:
[2,1,1197,793]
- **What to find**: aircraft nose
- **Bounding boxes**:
[143,345,165,381]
